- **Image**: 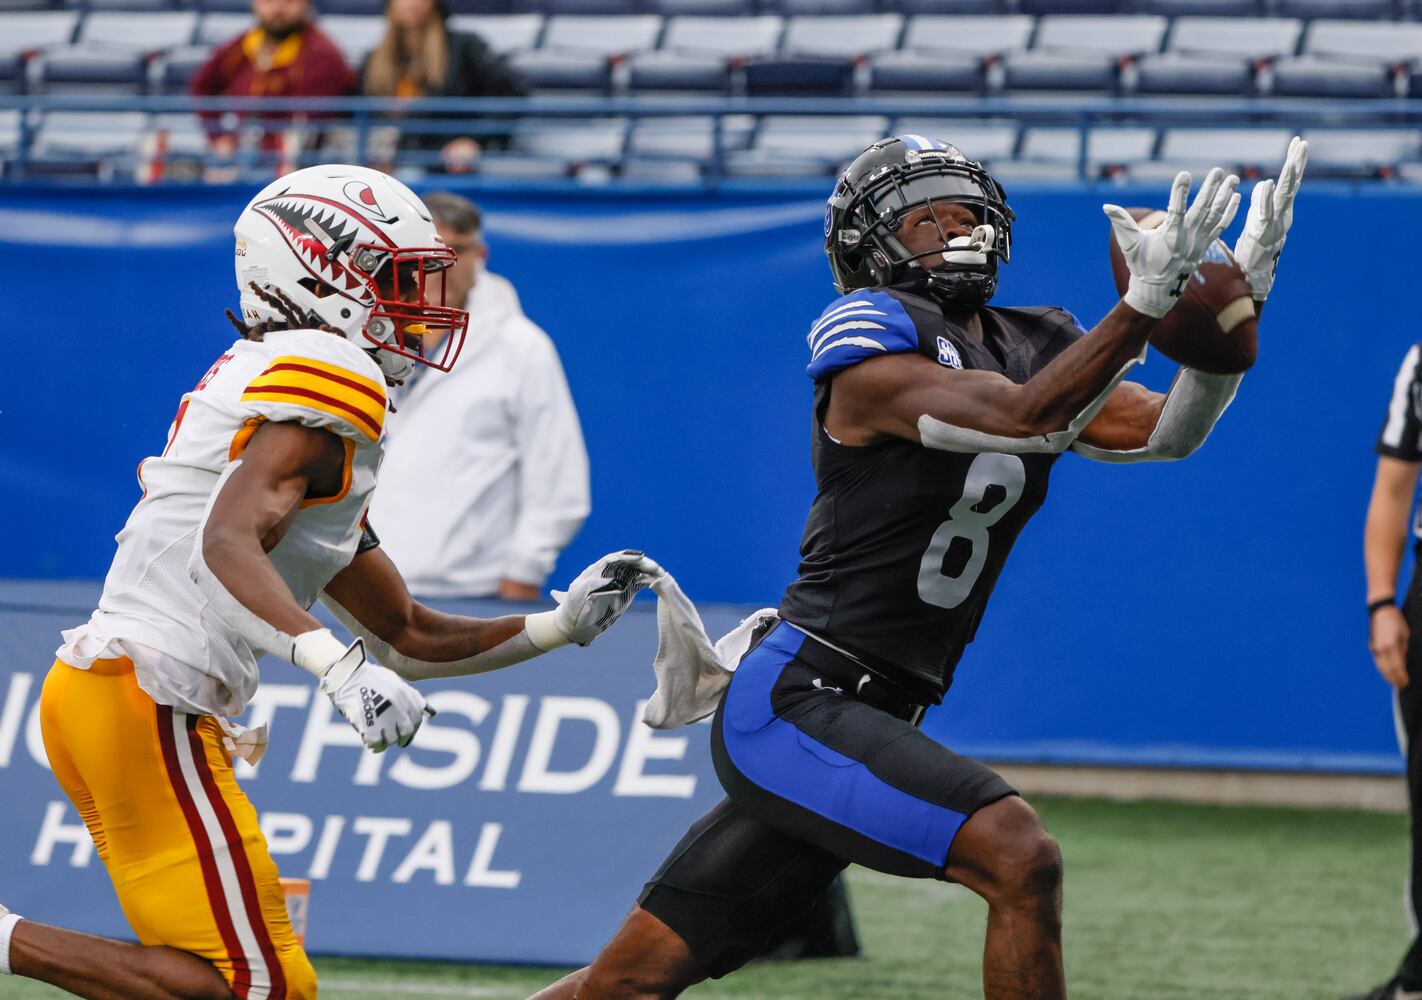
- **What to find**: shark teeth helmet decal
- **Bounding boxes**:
[233,165,470,382]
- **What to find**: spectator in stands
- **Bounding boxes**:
[369,192,589,600]
[189,0,355,164]
[1356,347,1422,1000]
[360,0,526,173]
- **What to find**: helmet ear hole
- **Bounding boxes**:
[298,277,339,299]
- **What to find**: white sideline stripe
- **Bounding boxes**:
[318,979,520,997]
[808,299,879,340]
[808,309,888,351]
[1382,344,1421,448]
[170,711,274,1000]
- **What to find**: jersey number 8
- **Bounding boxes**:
[917,453,1026,610]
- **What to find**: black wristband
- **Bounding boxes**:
[1369,596,1398,617]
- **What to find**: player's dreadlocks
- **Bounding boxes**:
[225,282,340,342]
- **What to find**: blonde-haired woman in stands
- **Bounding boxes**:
[362,0,526,173]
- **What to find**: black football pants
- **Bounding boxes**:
[1396,567,1422,989]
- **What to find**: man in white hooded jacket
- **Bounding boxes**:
[372,192,591,600]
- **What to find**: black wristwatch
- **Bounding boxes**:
[1369,596,1398,617]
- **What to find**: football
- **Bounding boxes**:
[1107,208,1258,374]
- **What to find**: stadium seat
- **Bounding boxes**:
[73,0,183,11]
[33,49,150,95]
[1303,128,1419,178]
[985,160,1083,183]
[646,0,752,13]
[1269,54,1397,96]
[1019,0,1122,12]
[1016,125,1156,178]
[777,13,904,57]
[0,10,76,90]
[620,156,703,182]
[193,0,253,13]
[0,53,22,94]
[319,15,387,67]
[444,0,516,12]
[152,44,210,92]
[508,118,628,173]
[1133,16,1300,95]
[626,114,754,161]
[195,11,251,45]
[1167,15,1303,57]
[474,153,574,178]
[1273,17,1422,94]
[742,13,900,96]
[448,14,545,53]
[626,15,782,93]
[1132,0,1262,13]
[869,15,1032,94]
[760,0,875,13]
[74,10,198,49]
[1028,14,1169,55]
[1001,14,1166,94]
[881,0,1000,13]
[889,117,1018,161]
[320,0,386,14]
[1128,127,1293,182]
[1274,0,1395,17]
[1301,18,1422,61]
[29,109,148,176]
[536,0,643,14]
[723,113,887,176]
[0,9,78,52]
[510,14,661,91]
[0,109,21,156]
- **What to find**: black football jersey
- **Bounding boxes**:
[778,287,1086,703]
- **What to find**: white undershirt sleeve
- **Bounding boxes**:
[1070,368,1243,464]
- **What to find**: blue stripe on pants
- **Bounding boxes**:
[719,625,969,869]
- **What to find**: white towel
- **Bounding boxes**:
[641,571,777,730]
[218,718,269,765]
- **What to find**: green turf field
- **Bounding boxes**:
[6,797,1408,1000]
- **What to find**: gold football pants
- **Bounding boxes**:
[41,657,317,999]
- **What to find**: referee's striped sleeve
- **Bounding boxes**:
[1378,344,1422,460]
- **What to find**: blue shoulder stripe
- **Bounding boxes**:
[806,290,920,381]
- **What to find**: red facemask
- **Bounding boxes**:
[350,242,469,373]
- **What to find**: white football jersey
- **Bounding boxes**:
[58,329,388,718]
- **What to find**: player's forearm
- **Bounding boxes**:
[202,530,323,638]
[392,605,529,665]
[1365,494,1412,602]
[1015,301,1155,434]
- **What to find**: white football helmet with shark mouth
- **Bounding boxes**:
[233,164,469,383]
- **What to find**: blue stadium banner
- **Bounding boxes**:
[0,584,740,964]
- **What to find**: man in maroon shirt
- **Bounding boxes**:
[190,0,354,162]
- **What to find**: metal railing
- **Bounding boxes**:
[3,94,1422,185]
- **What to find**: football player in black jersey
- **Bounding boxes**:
[529,135,1307,1000]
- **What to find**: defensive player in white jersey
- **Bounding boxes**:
[0,164,659,1000]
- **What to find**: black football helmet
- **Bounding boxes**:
[824,135,1014,307]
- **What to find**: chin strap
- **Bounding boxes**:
[1071,368,1243,463]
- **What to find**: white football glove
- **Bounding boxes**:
[1233,135,1307,302]
[1104,168,1242,319]
[293,630,431,752]
[525,550,663,650]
